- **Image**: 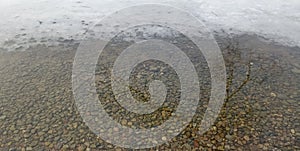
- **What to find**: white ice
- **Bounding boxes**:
[0,0,299,49]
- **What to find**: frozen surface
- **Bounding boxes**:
[0,0,300,50]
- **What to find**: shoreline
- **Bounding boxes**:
[1,31,300,53]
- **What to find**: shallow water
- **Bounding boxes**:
[0,34,299,150]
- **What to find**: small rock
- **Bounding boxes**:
[287,100,296,104]
[263,145,268,150]
[270,92,276,97]
[73,123,78,129]
[243,135,250,141]
[13,137,20,141]
[212,126,217,131]
[291,68,300,74]
[44,142,51,146]
[0,115,6,120]
[37,131,45,136]
[90,144,96,148]
[30,141,38,147]
[291,129,295,134]
[62,145,69,149]
[162,111,167,118]
[24,134,30,138]
[217,146,224,150]
[9,126,16,131]
[121,119,127,125]
[113,127,119,132]
[84,142,90,147]
[78,145,86,151]
[225,135,233,140]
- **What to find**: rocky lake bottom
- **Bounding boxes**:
[0,34,299,150]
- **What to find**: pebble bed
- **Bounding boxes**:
[0,34,299,150]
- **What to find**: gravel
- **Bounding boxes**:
[0,34,299,150]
